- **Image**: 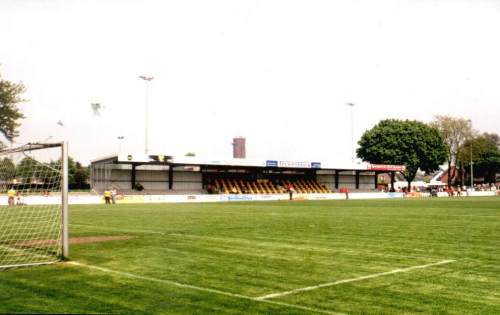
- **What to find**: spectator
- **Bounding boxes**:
[134,182,144,191]
[103,189,112,204]
[111,188,117,204]
[7,187,16,206]
[288,184,295,200]
[430,187,438,197]
[16,191,25,206]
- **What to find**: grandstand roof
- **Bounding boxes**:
[91,153,405,172]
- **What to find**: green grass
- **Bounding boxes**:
[1,197,499,314]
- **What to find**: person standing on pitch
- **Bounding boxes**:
[288,184,294,201]
[111,188,117,204]
[7,187,16,206]
[103,189,112,204]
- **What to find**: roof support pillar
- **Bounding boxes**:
[168,166,173,190]
[131,164,136,189]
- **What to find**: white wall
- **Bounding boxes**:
[359,175,375,190]
[135,169,169,190]
[91,164,206,191]
[317,173,375,190]
[171,171,202,190]
[110,169,135,190]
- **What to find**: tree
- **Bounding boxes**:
[16,157,38,182]
[357,119,447,191]
[185,152,196,157]
[0,157,16,182]
[0,71,26,143]
[430,116,473,186]
[51,157,90,189]
[73,162,90,189]
[459,133,500,184]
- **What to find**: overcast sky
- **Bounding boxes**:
[1,0,499,165]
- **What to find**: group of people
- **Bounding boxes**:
[103,188,118,204]
[6,188,28,206]
[426,184,499,197]
[472,183,499,192]
[378,183,500,196]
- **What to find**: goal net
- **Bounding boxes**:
[0,143,68,269]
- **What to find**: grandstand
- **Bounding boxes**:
[90,153,405,195]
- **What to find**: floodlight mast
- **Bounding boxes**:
[139,76,154,154]
[117,136,125,153]
[347,102,355,163]
[470,141,474,190]
[467,119,474,190]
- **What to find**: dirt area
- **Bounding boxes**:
[16,235,133,247]
[69,235,133,244]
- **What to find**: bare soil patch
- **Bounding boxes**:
[16,235,133,247]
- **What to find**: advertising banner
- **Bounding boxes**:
[367,164,406,172]
[266,160,278,167]
[1,189,493,206]
[0,195,101,205]
[265,160,322,169]
[120,195,145,204]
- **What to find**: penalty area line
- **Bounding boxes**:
[255,259,456,300]
[66,261,344,315]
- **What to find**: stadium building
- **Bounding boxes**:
[90,153,405,197]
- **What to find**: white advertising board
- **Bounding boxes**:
[0,190,495,206]
[467,191,496,197]
[0,195,101,205]
[349,192,405,200]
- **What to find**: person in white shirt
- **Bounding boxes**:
[111,189,117,204]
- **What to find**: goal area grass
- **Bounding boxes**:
[1,197,499,314]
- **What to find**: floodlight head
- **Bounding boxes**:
[91,103,103,116]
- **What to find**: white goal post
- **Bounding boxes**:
[0,142,68,269]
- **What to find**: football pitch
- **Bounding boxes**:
[1,197,499,314]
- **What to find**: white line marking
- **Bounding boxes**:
[67,261,344,315]
[255,259,456,300]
